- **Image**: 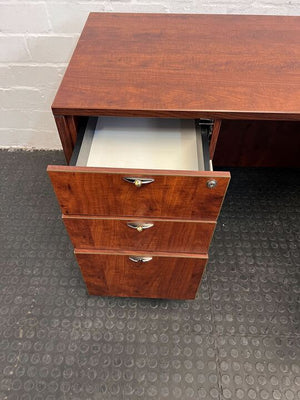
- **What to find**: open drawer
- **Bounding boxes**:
[48,117,230,220]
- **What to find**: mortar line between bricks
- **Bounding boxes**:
[0,33,80,38]
[0,63,68,67]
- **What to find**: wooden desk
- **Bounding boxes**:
[48,13,300,299]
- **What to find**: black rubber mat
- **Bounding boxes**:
[0,150,299,400]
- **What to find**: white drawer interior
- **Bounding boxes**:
[74,117,211,171]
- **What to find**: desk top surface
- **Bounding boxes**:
[52,13,300,120]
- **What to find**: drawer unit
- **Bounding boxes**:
[63,215,216,254]
[48,116,230,299]
[75,250,208,299]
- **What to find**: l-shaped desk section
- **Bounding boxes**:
[48,13,300,299]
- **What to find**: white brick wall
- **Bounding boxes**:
[0,0,299,149]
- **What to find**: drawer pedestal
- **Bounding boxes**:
[48,117,230,299]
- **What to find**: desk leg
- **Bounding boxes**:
[54,115,78,164]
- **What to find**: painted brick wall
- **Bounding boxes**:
[1,1,299,149]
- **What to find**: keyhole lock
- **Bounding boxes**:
[207,179,217,189]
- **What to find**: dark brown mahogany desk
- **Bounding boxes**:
[47,13,300,299]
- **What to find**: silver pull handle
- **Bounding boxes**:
[129,256,153,263]
[123,177,154,187]
[127,222,154,232]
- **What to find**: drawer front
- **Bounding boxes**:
[75,251,207,299]
[48,166,230,220]
[63,216,215,254]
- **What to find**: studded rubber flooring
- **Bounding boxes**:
[0,149,299,400]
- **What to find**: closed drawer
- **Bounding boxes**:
[48,117,230,220]
[75,250,208,299]
[63,215,215,253]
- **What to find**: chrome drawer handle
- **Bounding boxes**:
[129,256,153,263]
[127,222,154,232]
[123,177,154,187]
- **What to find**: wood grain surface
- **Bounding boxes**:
[209,120,222,160]
[47,166,230,220]
[63,215,215,253]
[54,116,78,163]
[75,251,207,299]
[52,13,300,120]
[214,120,300,167]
